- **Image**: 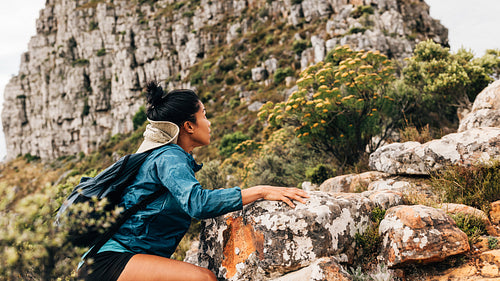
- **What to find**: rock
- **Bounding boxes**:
[490,200,500,225]
[264,58,279,75]
[197,192,375,281]
[301,181,319,192]
[311,36,325,63]
[379,205,470,267]
[369,141,422,175]
[459,80,500,132]
[481,249,500,265]
[368,178,411,192]
[270,257,352,281]
[480,263,499,278]
[319,171,389,193]
[239,91,254,103]
[301,0,332,23]
[369,128,500,175]
[360,189,404,210]
[183,240,200,266]
[247,101,264,112]
[251,67,268,82]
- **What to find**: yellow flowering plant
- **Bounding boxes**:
[259,45,396,165]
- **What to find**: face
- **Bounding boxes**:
[189,101,211,148]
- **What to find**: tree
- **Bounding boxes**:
[402,40,493,127]
[259,45,397,166]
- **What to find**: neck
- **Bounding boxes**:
[176,132,195,154]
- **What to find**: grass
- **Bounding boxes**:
[431,161,500,213]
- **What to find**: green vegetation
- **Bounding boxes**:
[218,131,250,157]
[431,161,500,212]
[259,46,397,166]
[0,179,86,280]
[273,67,294,84]
[353,207,386,269]
[72,59,90,67]
[450,213,487,245]
[488,236,499,249]
[305,164,334,185]
[132,106,147,130]
[401,40,494,128]
[89,20,99,31]
[351,5,375,18]
[24,153,41,163]
[96,48,106,56]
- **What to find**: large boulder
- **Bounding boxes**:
[379,205,470,267]
[369,127,500,175]
[197,192,376,281]
[319,171,389,193]
[459,80,500,132]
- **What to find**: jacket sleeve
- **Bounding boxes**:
[155,155,243,219]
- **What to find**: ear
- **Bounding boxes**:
[182,121,195,134]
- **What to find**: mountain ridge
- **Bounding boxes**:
[1,0,447,161]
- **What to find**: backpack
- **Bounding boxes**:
[55,150,165,258]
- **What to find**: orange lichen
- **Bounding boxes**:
[221,217,264,279]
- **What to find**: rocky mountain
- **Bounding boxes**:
[1,0,447,161]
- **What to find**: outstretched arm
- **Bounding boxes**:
[241,185,309,208]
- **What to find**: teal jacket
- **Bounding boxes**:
[97,144,243,258]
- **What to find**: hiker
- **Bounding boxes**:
[78,81,309,281]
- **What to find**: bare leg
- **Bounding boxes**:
[117,254,216,281]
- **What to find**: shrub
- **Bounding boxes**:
[402,40,493,127]
[292,39,309,55]
[182,11,194,17]
[96,48,106,56]
[351,5,374,18]
[450,213,487,244]
[196,160,227,190]
[347,27,367,34]
[89,21,99,31]
[24,153,41,163]
[354,225,381,264]
[305,164,334,184]
[218,132,250,157]
[218,58,237,72]
[259,45,397,166]
[132,106,147,130]
[273,67,294,84]
[190,70,203,85]
[246,127,331,187]
[0,179,89,280]
[399,124,433,143]
[431,161,500,212]
[72,59,89,67]
[370,207,386,224]
[265,35,274,45]
[488,236,499,249]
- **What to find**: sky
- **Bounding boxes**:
[0,0,500,160]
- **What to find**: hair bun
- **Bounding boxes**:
[145,81,165,107]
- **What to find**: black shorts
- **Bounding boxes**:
[78,251,135,281]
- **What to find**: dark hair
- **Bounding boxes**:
[145,81,200,127]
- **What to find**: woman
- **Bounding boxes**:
[78,81,309,281]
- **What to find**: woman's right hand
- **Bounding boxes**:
[241,185,309,208]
